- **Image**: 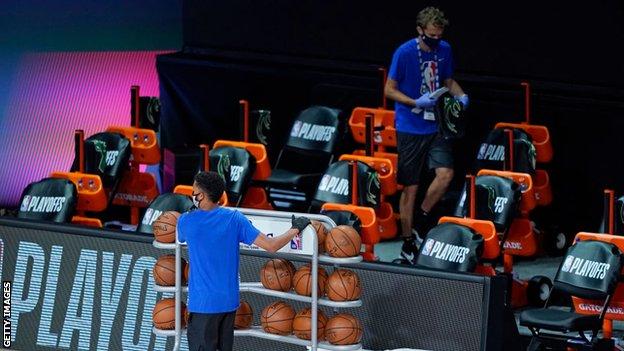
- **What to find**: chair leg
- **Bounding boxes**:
[527,337,544,351]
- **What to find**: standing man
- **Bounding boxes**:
[178,171,311,351]
[384,7,469,264]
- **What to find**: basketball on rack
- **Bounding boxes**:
[325,313,363,345]
[325,225,361,258]
[293,264,328,296]
[152,254,188,286]
[293,307,328,340]
[152,298,187,330]
[311,220,327,252]
[261,301,296,335]
[260,258,294,291]
[235,300,253,329]
[152,211,181,243]
[326,268,361,301]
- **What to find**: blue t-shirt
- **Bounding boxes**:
[177,207,260,313]
[388,38,454,135]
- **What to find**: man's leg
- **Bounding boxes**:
[217,311,236,351]
[399,184,418,240]
[421,167,454,213]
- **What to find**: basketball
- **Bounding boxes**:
[184,261,189,282]
[325,313,363,345]
[260,258,293,291]
[153,211,181,243]
[152,254,188,286]
[293,264,328,296]
[260,301,296,335]
[152,298,187,330]
[326,268,361,301]
[311,220,327,252]
[293,307,328,340]
[235,300,253,329]
[325,225,361,258]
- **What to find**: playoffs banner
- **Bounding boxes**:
[0,225,190,351]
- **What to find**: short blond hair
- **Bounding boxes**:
[417,7,449,29]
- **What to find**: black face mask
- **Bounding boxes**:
[421,34,441,50]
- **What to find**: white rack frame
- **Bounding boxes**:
[152,208,363,351]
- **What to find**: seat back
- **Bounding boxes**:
[454,175,521,232]
[416,222,484,272]
[474,128,536,174]
[209,146,256,205]
[71,132,132,190]
[18,178,77,223]
[312,160,381,209]
[555,240,623,300]
[137,193,193,234]
[277,106,341,174]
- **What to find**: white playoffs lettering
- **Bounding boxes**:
[318,175,349,196]
[561,255,610,280]
[105,151,119,166]
[291,122,335,142]
[477,143,505,161]
[141,209,163,226]
[230,165,244,182]
[421,239,470,264]
[20,196,66,213]
[494,197,508,213]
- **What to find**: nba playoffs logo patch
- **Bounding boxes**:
[290,121,303,137]
[20,196,31,212]
[290,232,302,250]
[422,239,435,256]
[562,255,574,272]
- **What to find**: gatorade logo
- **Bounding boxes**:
[105,151,119,166]
[560,255,610,280]
[142,208,163,226]
[420,238,470,263]
[477,143,505,161]
[20,196,66,213]
[503,241,523,250]
[290,121,336,142]
[230,165,244,182]
[318,175,349,196]
[494,197,508,213]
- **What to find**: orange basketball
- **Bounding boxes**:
[153,211,181,243]
[325,225,361,258]
[293,264,328,296]
[235,300,253,329]
[184,261,190,282]
[311,220,327,252]
[152,298,187,330]
[260,259,293,291]
[325,313,363,345]
[261,301,296,335]
[293,308,328,340]
[326,269,361,301]
[153,254,188,286]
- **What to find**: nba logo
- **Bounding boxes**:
[562,255,574,272]
[422,239,435,256]
[20,195,31,212]
[290,232,302,250]
[142,208,154,225]
[291,121,302,137]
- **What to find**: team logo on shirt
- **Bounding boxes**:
[420,60,438,94]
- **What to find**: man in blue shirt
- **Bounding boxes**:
[384,7,469,264]
[177,171,311,351]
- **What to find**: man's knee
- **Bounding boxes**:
[435,168,454,184]
[402,184,418,197]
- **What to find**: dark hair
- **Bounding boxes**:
[194,171,226,203]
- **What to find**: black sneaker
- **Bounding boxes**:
[400,236,419,264]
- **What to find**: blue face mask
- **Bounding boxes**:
[421,34,441,50]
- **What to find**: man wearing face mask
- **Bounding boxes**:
[178,171,312,351]
[384,7,468,264]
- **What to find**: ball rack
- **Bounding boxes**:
[152,208,363,351]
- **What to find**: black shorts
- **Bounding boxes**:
[397,132,453,186]
[187,311,236,351]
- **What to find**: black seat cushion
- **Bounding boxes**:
[519,308,601,332]
[266,169,321,188]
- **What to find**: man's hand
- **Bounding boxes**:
[291,215,311,233]
[415,92,437,109]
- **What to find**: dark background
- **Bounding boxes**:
[158,0,624,236]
